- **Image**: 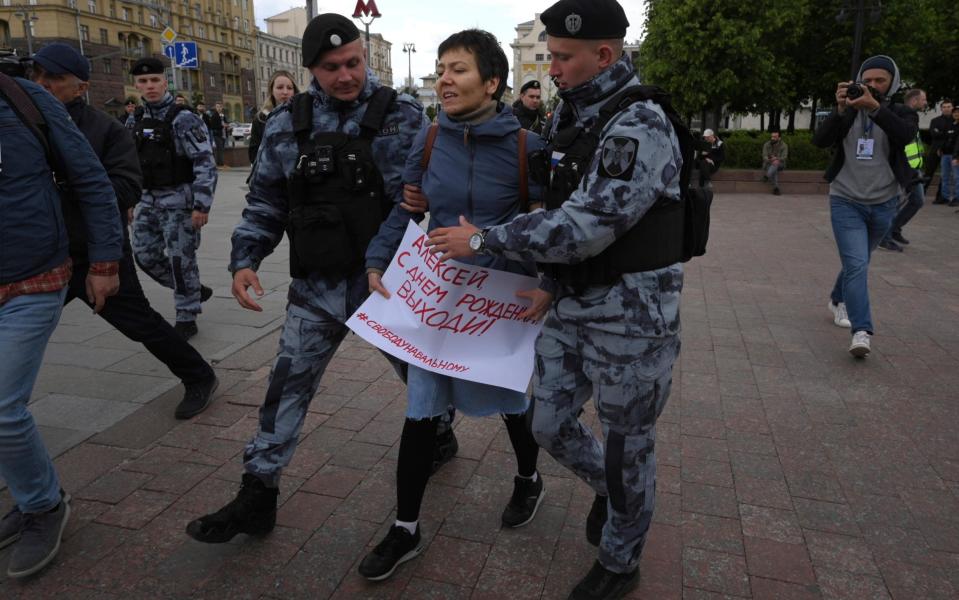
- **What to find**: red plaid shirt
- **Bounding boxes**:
[0,259,118,306]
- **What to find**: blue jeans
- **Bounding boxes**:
[0,289,67,513]
[942,155,959,201]
[829,195,898,335]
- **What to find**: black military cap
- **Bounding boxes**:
[520,80,541,94]
[540,0,630,39]
[130,57,165,76]
[302,13,361,67]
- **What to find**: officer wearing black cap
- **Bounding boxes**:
[512,79,545,132]
[31,43,219,420]
[427,1,683,598]
[185,12,428,545]
[126,55,218,342]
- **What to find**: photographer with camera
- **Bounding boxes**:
[813,55,918,358]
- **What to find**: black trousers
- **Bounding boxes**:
[66,248,214,385]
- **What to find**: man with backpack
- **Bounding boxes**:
[427,1,687,597]
[127,57,218,341]
[31,43,219,419]
[0,56,123,579]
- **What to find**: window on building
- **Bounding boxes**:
[98,28,107,44]
[68,0,76,8]
[220,32,227,44]
[246,80,251,91]
[207,49,213,62]
[121,7,129,20]
[103,58,112,73]
[535,54,544,61]
[87,0,96,13]
[538,31,547,42]
[198,25,205,38]
[80,24,89,40]
[194,3,201,18]
[109,1,115,17]
[150,15,158,27]
[209,75,215,87]
[137,8,143,24]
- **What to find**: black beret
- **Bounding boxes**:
[540,0,629,40]
[302,13,360,67]
[130,57,165,76]
[520,80,541,94]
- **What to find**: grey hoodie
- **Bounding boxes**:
[829,55,902,204]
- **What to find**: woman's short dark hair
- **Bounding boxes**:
[437,29,509,101]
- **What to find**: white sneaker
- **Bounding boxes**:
[849,331,871,358]
[828,301,851,328]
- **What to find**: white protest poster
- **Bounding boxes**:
[347,221,544,393]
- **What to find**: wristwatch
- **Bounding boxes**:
[468,229,488,254]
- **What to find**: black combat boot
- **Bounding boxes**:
[568,560,639,600]
[185,474,278,543]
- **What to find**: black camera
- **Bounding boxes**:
[0,48,27,78]
[845,83,879,101]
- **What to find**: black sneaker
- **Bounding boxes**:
[185,474,278,543]
[174,320,198,341]
[878,240,903,252]
[6,493,72,579]
[501,474,545,528]
[430,426,459,475]
[568,560,640,600]
[891,232,910,245]
[772,186,781,196]
[586,494,608,547]
[0,491,69,552]
[358,525,423,581]
[175,375,219,419]
[200,285,213,302]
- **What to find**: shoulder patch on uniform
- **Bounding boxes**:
[191,126,207,142]
[599,136,638,180]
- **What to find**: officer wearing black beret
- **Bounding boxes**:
[129,57,165,76]
[513,79,545,132]
[301,13,360,68]
[540,0,629,39]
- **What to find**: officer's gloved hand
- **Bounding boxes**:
[401,184,429,213]
[232,268,264,312]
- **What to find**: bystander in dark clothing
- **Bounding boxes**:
[697,129,725,187]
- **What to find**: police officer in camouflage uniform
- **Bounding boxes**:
[185,14,428,544]
[127,57,217,341]
[428,1,683,598]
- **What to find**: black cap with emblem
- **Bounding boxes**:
[520,80,541,94]
[302,13,361,68]
[130,57,165,76]
[540,0,629,39]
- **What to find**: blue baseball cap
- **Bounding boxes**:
[33,42,90,81]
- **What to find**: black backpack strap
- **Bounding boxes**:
[359,86,398,140]
[0,72,54,167]
[291,92,315,156]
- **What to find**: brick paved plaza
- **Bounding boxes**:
[2,186,959,599]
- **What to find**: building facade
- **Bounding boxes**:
[1,0,257,120]
[366,31,390,88]
[511,15,638,107]
[254,29,306,110]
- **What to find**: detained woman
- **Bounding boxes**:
[247,70,298,164]
[358,29,551,581]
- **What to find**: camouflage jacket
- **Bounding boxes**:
[482,55,684,340]
[230,71,427,317]
[128,93,217,212]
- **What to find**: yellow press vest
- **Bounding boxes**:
[905,135,924,169]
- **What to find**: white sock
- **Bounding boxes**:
[395,519,418,535]
[517,471,538,482]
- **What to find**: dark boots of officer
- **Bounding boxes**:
[185,474,278,543]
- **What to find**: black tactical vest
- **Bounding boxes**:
[133,105,195,189]
[286,87,397,279]
[531,85,708,288]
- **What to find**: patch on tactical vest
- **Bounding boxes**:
[378,124,400,136]
[599,136,638,180]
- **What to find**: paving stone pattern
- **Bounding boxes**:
[2,191,959,598]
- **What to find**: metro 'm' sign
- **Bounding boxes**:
[352,0,381,17]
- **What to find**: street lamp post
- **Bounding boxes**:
[837,0,882,81]
[13,4,38,55]
[402,42,415,93]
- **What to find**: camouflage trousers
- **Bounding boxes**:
[243,304,349,487]
[131,206,202,322]
[530,309,678,574]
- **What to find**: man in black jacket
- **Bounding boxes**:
[31,43,218,418]
[697,128,725,188]
[512,80,545,132]
[812,55,918,359]
[928,100,953,203]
